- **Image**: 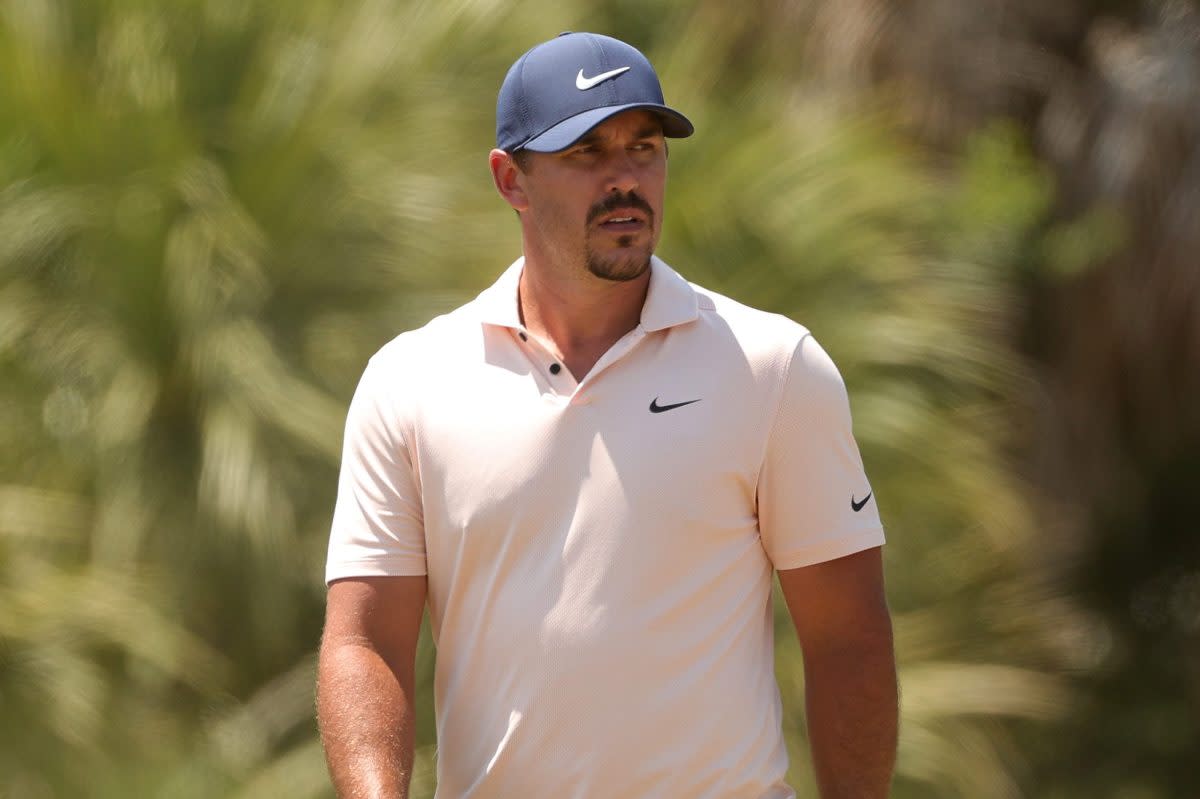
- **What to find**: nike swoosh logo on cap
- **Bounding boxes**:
[576,66,631,90]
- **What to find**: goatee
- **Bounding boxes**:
[584,190,656,282]
[585,244,651,282]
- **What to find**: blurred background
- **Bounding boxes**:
[1,0,1198,796]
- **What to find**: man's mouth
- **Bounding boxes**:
[587,191,654,234]
[597,212,647,233]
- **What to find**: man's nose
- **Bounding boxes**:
[605,151,640,194]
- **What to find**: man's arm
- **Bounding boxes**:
[318,575,427,799]
[778,547,897,799]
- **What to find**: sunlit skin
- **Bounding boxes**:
[489,110,668,378]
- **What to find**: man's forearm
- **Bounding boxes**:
[318,640,416,799]
[804,633,898,798]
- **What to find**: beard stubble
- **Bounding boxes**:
[584,191,655,282]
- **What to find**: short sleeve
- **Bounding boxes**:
[325,356,427,584]
[757,334,885,570]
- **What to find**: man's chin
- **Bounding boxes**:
[585,245,653,283]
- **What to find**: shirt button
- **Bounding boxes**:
[549,363,562,375]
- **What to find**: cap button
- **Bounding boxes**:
[557,30,574,37]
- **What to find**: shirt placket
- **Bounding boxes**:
[513,325,649,406]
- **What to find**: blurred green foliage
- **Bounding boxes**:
[1,1,1194,797]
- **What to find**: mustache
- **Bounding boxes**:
[586,191,654,225]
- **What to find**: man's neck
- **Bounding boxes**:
[518,255,651,380]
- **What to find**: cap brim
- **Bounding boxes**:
[519,103,694,153]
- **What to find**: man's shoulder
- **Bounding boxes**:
[367,299,486,371]
[687,279,811,354]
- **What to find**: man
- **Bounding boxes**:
[318,31,897,799]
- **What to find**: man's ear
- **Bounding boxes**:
[489,149,529,212]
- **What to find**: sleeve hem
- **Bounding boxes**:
[768,527,885,571]
[325,557,428,585]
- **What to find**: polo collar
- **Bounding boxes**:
[640,256,701,331]
[474,258,525,329]
[473,256,700,332]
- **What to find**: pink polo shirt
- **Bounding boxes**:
[326,256,885,798]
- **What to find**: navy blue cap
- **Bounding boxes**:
[496,32,694,153]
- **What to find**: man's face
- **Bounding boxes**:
[515,110,667,282]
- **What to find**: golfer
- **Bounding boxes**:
[318,31,897,799]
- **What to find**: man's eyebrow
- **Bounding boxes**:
[573,131,603,147]
[573,125,663,147]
